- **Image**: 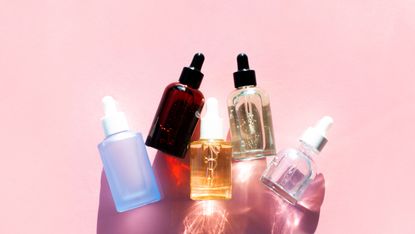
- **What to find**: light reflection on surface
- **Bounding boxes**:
[233,161,255,183]
[183,201,229,234]
[269,173,326,234]
[97,152,326,234]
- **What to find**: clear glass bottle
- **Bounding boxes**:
[261,116,333,204]
[228,53,276,160]
[190,98,232,200]
[98,96,161,212]
[146,53,205,158]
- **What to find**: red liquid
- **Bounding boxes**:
[146,82,205,158]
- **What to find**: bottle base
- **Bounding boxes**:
[190,186,232,200]
[260,176,297,205]
[232,149,276,161]
[115,193,162,212]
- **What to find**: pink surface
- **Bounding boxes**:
[97,152,325,234]
[1,0,415,233]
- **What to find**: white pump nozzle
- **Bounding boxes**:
[200,97,224,140]
[101,96,130,137]
[300,116,333,152]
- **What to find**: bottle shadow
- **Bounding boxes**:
[96,150,194,234]
[97,156,325,234]
[97,127,325,233]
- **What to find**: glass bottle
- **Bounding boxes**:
[227,53,276,160]
[190,97,232,200]
[146,53,205,158]
[98,96,161,212]
[261,116,333,204]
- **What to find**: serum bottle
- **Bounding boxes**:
[261,116,333,205]
[227,53,276,160]
[146,53,205,158]
[98,96,161,212]
[190,98,232,200]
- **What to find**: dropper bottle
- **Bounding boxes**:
[146,53,206,158]
[98,96,161,212]
[227,53,276,161]
[261,116,333,204]
[189,97,232,200]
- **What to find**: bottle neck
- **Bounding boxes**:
[298,141,319,158]
[105,129,129,138]
[199,138,225,142]
[236,84,256,90]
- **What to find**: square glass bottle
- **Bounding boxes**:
[98,96,161,212]
[261,116,333,204]
[228,54,276,160]
[190,98,232,200]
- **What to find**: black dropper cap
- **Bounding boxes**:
[233,53,257,88]
[178,53,205,89]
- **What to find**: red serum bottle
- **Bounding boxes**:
[146,53,205,158]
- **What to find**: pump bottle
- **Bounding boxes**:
[261,116,333,204]
[189,97,232,200]
[98,96,161,212]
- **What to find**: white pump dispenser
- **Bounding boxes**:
[101,96,130,137]
[200,97,224,140]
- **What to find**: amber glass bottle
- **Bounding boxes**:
[190,98,232,200]
[146,53,205,158]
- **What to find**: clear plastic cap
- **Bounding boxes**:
[299,116,333,152]
[101,96,129,137]
[200,97,224,140]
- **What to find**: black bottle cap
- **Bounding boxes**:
[233,53,257,88]
[179,53,205,89]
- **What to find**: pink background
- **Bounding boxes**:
[1,0,415,233]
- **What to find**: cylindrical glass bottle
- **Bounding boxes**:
[146,53,205,158]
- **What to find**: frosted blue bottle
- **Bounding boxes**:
[98,96,161,212]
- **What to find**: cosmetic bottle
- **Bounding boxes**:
[261,116,333,205]
[227,53,276,160]
[190,97,232,200]
[98,96,161,212]
[146,53,205,158]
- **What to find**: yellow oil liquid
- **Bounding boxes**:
[190,139,232,200]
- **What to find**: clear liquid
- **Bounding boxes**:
[228,86,276,160]
[190,140,232,200]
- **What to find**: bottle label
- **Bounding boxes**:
[203,143,220,186]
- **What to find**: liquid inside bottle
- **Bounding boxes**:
[227,54,276,160]
[190,97,232,200]
[190,140,232,200]
[228,86,276,160]
[146,53,205,158]
[146,83,204,157]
